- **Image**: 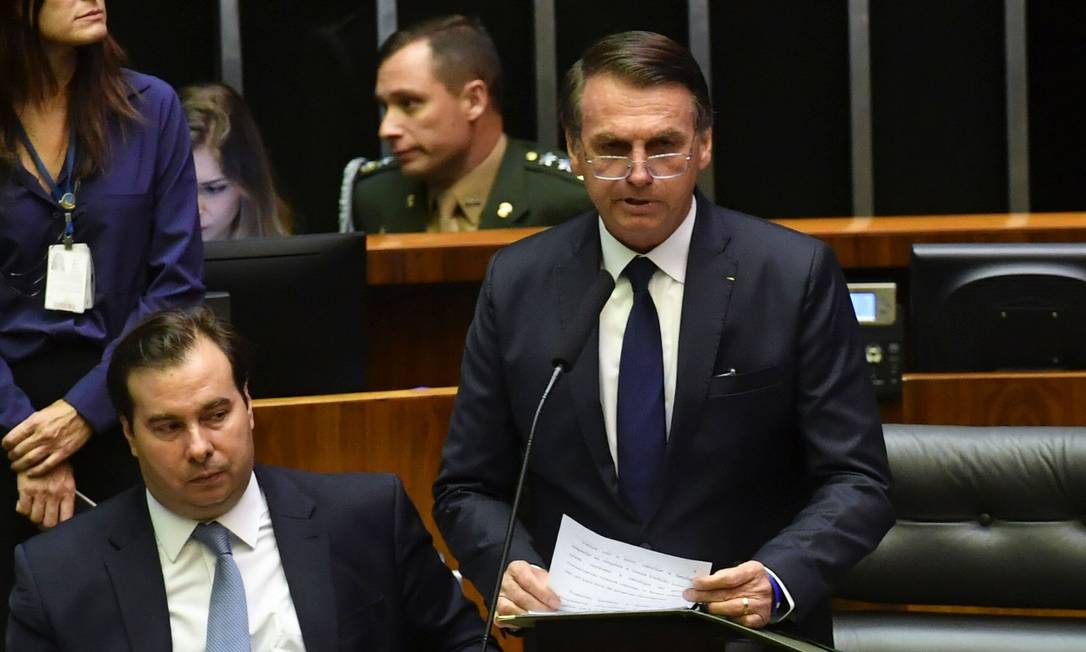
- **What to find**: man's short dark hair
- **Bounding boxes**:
[107,307,250,423]
[378,14,504,111]
[559,30,714,141]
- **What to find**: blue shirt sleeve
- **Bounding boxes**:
[63,76,204,432]
[0,362,36,434]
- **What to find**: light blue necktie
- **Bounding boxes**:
[191,522,251,652]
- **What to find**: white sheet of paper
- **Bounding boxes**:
[540,514,712,613]
[44,243,94,313]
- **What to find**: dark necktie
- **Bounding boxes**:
[191,522,251,652]
[617,256,666,522]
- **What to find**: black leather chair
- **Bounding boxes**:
[833,424,1086,651]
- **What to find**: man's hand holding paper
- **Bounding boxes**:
[685,560,774,628]
[503,516,713,618]
[497,560,560,625]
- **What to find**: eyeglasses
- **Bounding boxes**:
[581,151,693,180]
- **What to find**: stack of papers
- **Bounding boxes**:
[532,515,712,614]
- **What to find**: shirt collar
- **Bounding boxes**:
[430,134,508,227]
[599,194,698,284]
[146,471,264,563]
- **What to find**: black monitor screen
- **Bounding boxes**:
[910,243,1086,372]
[203,233,366,397]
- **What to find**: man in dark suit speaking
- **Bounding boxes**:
[433,31,894,645]
[7,307,487,651]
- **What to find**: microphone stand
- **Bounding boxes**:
[476,268,613,652]
[480,364,565,652]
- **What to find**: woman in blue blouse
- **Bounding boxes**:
[0,0,204,624]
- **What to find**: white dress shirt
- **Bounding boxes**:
[146,473,306,651]
[596,196,795,620]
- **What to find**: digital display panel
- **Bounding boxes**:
[850,292,877,323]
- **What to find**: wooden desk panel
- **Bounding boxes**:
[364,213,1086,390]
[251,373,1086,551]
[252,388,519,649]
[251,376,1081,648]
[252,388,457,558]
[367,227,541,285]
[773,212,1086,269]
[896,371,1086,426]
[366,212,1086,285]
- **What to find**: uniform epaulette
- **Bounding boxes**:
[522,149,584,181]
[355,155,399,179]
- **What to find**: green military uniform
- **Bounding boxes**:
[347,138,594,233]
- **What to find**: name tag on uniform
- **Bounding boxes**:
[44,243,94,313]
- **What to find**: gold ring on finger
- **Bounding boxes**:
[741,596,750,616]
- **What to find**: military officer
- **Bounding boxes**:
[340,15,592,233]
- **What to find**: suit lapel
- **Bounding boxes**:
[480,140,529,228]
[651,194,737,518]
[104,489,173,652]
[555,218,625,507]
[257,466,339,652]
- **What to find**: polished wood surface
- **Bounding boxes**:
[251,388,518,649]
[897,371,1086,426]
[366,212,1086,285]
[367,227,541,285]
[774,212,1086,269]
[252,388,457,558]
[251,384,1080,647]
[364,212,1086,390]
[833,599,1086,620]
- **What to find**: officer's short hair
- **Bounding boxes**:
[378,15,503,112]
[107,307,251,423]
[559,30,713,141]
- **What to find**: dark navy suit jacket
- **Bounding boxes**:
[433,193,895,644]
[7,466,487,651]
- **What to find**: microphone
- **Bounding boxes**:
[480,268,615,652]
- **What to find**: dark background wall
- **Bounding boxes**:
[710,0,853,218]
[110,1,1085,232]
[1027,0,1086,212]
[870,0,1008,215]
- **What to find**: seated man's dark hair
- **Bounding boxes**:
[378,14,504,111]
[106,306,250,422]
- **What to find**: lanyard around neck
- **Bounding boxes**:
[16,121,78,245]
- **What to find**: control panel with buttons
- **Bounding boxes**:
[848,283,903,400]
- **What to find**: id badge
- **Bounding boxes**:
[44,243,95,313]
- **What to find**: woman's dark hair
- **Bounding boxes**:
[107,306,251,424]
[182,82,290,237]
[559,30,714,141]
[0,0,140,178]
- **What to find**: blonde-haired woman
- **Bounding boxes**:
[181,82,291,239]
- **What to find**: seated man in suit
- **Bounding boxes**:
[7,307,488,651]
[433,31,894,646]
[343,14,593,233]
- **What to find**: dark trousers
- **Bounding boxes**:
[1,342,139,649]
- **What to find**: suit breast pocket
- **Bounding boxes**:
[708,365,788,398]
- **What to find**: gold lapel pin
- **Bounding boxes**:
[497,202,513,219]
[406,193,416,208]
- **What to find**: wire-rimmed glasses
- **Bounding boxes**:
[582,151,693,180]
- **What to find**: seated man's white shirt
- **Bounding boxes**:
[146,472,305,651]
[597,196,795,622]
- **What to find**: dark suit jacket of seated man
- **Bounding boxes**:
[432,31,894,647]
[7,308,488,652]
